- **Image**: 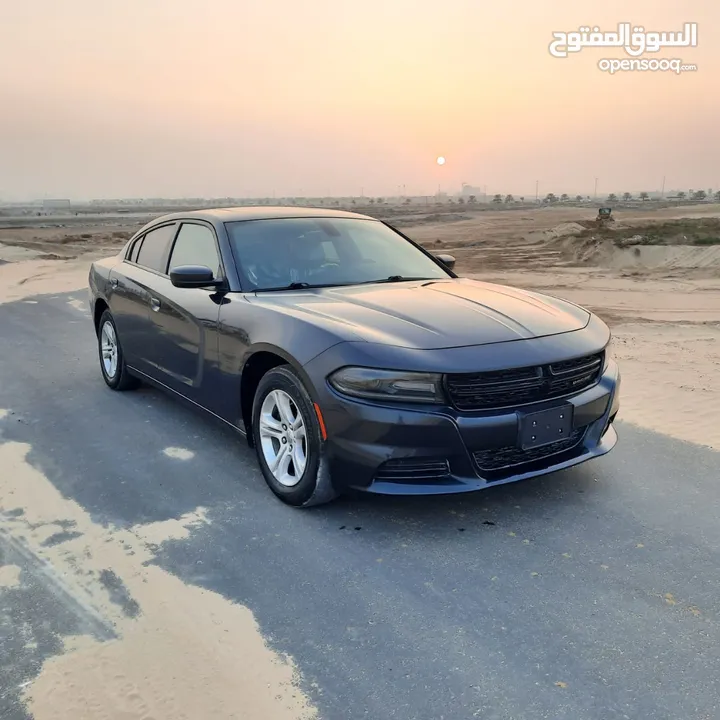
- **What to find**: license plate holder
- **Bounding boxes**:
[519,405,573,450]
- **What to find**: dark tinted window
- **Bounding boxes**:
[135,224,176,273]
[128,237,143,263]
[225,218,449,291]
[168,223,221,277]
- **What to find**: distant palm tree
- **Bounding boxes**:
[544,193,557,203]
[560,193,569,202]
[369,198,375,204]
[677,191,686,199]
[457,197,465,204]
[623,192,632,201]
[519,196,525,202]
[468,195,477,204]
[693,190,707,200]
[639,192,649,201]
[714,191,720,202]
[607,193,618,202]
[504,194,514,203]
[492,194,503,203]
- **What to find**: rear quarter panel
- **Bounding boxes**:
[88,255,122,326]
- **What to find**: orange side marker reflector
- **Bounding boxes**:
[314,403,328,441]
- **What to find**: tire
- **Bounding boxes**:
[97,310,139,391]
[251,365,337,507]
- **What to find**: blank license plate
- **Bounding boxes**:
[520,405,573,450]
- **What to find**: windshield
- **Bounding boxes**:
[225,217,451,291]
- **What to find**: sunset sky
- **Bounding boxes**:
[1,0,717,200]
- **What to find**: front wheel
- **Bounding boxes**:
[251,365,337,507]
[97,310,139,391]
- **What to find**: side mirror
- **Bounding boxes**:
[435,254,456,271]
[170,265,221,288]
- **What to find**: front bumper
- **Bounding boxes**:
[315,360,620,496]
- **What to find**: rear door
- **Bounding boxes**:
[142,221,225,408]
[108,222,178,373]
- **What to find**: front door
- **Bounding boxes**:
[143,221,225,409]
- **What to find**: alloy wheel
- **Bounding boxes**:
[100,320,119,379]
[258,389,308,486]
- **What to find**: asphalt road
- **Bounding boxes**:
[1,290,719,720]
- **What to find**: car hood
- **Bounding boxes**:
[248,278,590,350]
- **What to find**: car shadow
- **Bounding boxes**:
[131,380,609,539]
[319,461,605,535]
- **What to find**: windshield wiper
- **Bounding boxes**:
[358,275,437,285]
[254,276,439,292]
[254,281,346,292]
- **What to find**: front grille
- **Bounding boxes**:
[375,458,450,483]
[446,352,603,411]
[473,427,587,473]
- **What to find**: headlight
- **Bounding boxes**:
[328,367,445,403]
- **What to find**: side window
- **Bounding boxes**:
[128,237,143,263]
[168,223,221,277]
[136,224,177,273]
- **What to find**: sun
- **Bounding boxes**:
[436,156,446,165]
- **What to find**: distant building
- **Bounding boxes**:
[460,184,483,197]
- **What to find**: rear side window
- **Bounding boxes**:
[168,223,221,277]
[135,224,177,273]
[128,237,143,263]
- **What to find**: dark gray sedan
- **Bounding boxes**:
[88,207,620,506]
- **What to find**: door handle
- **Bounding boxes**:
[150,297,161,312]
[110,278,119,289]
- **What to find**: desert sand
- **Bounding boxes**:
[0,435,317,720]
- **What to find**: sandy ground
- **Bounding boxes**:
[0,437,316,720]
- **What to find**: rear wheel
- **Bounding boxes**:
[98,310,139,391]
[251,365,336,507]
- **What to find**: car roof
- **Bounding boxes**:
[150,206,377,224]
